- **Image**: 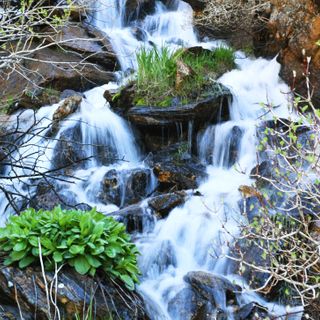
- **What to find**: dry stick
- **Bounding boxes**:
[49,263,64,320]
[38,238,52,319]
[14,283,25,320]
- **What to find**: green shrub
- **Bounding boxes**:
[134,46,235,107]
[0,207,140,290]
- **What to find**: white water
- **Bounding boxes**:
[0,0,303,318]
[136,54,300,319]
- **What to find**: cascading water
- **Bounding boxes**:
[136,54,301,319]
[0,0,304,318]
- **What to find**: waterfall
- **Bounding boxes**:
[0,0,304,318]
[136,53,300,319]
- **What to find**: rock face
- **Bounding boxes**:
[149,143,208,191]
[99,167,155,207]
[0,23,116,110]
[125,0,156,22]
[256,0,320,105]
[106,82,230,152]
[0,266,149,320]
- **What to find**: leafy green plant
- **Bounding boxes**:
[0,207,140,290]
[134,46,235,107]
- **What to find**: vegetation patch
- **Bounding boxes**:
[0,207,140,290]
[133,46,235,107]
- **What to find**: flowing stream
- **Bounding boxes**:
[0,0,304,319]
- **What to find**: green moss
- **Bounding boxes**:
[134,46,235,107]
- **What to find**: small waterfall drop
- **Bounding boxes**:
[136,54,299,319]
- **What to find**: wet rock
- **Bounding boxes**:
[112,204,155,233]
[0,266,149,320]
[104,82,136,114]
[149,143,207,191]
[51,95,82,134]
[127,86,229,127]
[52,124,87,170]
[168,287,211,320]
[234,302,269,320]
[99,168,154,207]
[112,192,187,233]
[168,286,227,320]
[147,191,186,218]
[29,180,91,211]
[184,271,242,309]
[229,237,271,294]
[131,27,148,41]
[125,0,156,23]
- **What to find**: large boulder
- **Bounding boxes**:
[255,0,320,105]
[0,23,116,110]
[0,266,149,320]
[45,24,117,70]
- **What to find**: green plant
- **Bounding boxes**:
[134,46,235,107]
[0,207,140,290]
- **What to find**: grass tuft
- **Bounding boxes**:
[134,46,235,107]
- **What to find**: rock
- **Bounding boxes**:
[51,95,82,134]
[147,191,186,218]
[149,143,208,191]
[60,89,85,100]
[0,266,149,320]
[184,271,242,310]
[29,180,91,211]
[175,59,194,90]
[45,24,117,70]
[127,86,230,127]
[181,0,206,11]
[17,88,61,110]
[168,286,218,320]
[125,84,230,151]
[234,302,269,320]
[229,236,271,294]
[104,82,136,113]
[125,0,156,23]
[0,34,115,110]
[112,192,187,233]
[112,204,156,233]
[99,167,155,207]
[52,124,87,170]
[255,0,320,105]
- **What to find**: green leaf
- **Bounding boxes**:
[69,245,85,255]
[13,241,27,252]
[53,251,63,263]
[11,250,26,261]
[74,256,91,275]
[120,274,135,291]
[19,256,35,268]
[85,255,101,268]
